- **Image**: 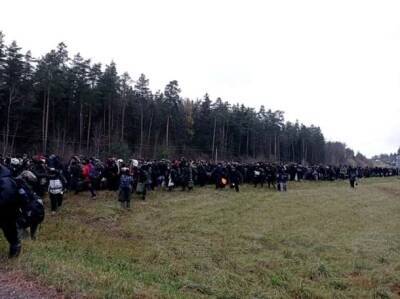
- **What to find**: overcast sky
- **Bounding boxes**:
[1,0,399,157]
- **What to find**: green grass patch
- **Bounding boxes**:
[1,177,400,298]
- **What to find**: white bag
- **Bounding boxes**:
[49,179,63,194]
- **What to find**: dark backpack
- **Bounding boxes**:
[89,165,100,179]
[120,175,133,189]
[18,183,45,228]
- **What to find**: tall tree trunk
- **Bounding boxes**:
[221,121,225,159]
[2,128,5,155]
[211,116,216,159]
[42,86,50,154]
[277,135,280,161]
[56,126,61,153]
[253,131,256,159]
[42,93,46,153]
[108,101,112,152]
[79,102,83,154]
[10,120,20,155]
[304,144,308,163]
[153,130,159,159]
[225,122,229,158]
[86,105,92,153]
[246,127,250,157]
[238,131,242,156]
[166,114,170,150]
[52,97,56,145]
[264,134,267,158]
[3,87,14,156]
[147,110,153,146]
[103,104,106,136]
[292,143,295,162]
[121,101,126,143]
[140,103,144,157]
[44,87,50,154]
[62,117,67,157]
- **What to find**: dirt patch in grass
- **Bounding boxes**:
[0,270,65,299]
[390,283,400,296]
[375,185,400,197]
[347,272,376,289]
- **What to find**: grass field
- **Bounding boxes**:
[1,177,400,298]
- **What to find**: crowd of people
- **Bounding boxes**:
[0,153,399,258]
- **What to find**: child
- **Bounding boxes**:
[119,168,133,209]
[48,168,65,215]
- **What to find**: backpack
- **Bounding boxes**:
[0,175,18,208]
[120,175,132,189]
[82,165,90,178]
[49,178,63,194]
[89,165,100,179]
[18,184,45,228]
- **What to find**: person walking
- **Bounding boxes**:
[48,168,66,215]
[118,168,134,209]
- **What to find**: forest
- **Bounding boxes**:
[0,31,365,164]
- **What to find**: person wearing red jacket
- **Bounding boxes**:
[82,160,96,199]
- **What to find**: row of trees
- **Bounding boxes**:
[0,32,362,164]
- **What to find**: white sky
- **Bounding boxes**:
[1,0,400,157]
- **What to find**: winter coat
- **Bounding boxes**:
[0,165,19,209]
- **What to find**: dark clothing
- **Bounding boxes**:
[349,170,357,188]
[1,210,20,256]
[50,193,63,212]
[119,188,132,209]
[136,169,148,200]
[277,171,288,192]
[0,165,21,257]
[119,174,133,207]
[180,166,193,191]
[253,167,266,188]
[229,169,241,192]
[213,165,227,189]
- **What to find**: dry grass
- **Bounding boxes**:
[1,177,400,298]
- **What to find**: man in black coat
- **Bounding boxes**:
[0,164,21,258]
[228,166,242,192]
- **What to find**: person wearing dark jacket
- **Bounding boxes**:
[277,168,288,192]
[118,168,134,209]
[213,163,227,189]
[228,166,242,192]
[253,164,266,188]
[180,161,194,191]
[48,168,66,214]
[266,166,276,189]
[136,166,148,200]
[0,164,22,258]
[68,157,82,194]
[29,158,48,196]
[349,167,357,188]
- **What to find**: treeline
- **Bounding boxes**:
[0,32,361,164]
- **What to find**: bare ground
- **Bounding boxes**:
[0,270,63,299]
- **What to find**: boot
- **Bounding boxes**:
[9,243,21,258]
